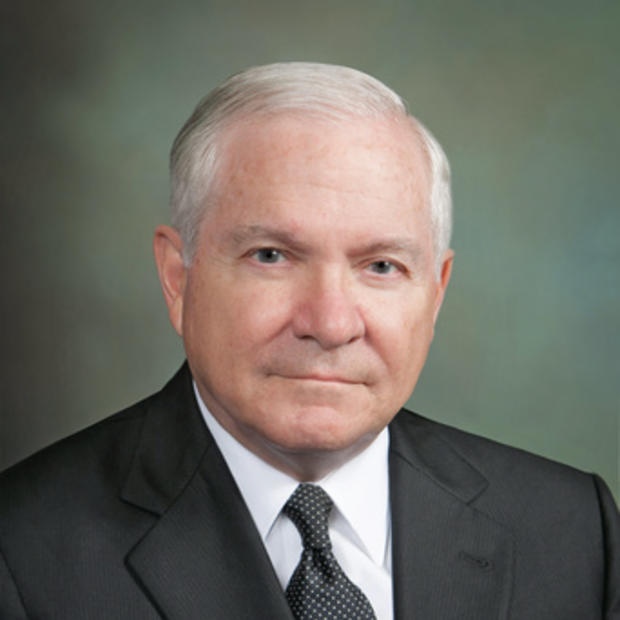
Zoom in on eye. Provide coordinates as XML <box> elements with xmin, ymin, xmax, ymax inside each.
<box><xmin>253</xmin><ymin>248</ymin><xmax>285</xmax><ymax>264</ymax></box>
<box><xmin>367</xmin><ymin>260</ymin><xmax>398</xmax><ymax>275</ymax></box>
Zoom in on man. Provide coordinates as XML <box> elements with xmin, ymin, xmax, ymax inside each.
<box><xmin>1</xmin><ymin>63</ymin><xmax>618</xmax><ymax>619</ymax></box>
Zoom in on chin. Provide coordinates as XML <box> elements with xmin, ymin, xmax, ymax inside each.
<box><xmin>266</xmin><ymin>406</ymin><xmax>377</xmax><ymax>454</ymax></box>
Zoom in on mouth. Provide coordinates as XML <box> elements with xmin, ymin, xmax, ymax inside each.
<box><xmin>279</xmin><ymin>374</ymin><xmax>360</xmax><ymax>385</ymax></box>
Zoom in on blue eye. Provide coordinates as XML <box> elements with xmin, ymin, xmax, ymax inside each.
<box><xmin>254</xmin><ymin>248</ymin><xmax>284</xmax><ymax>263</ymax></box>
<box><xmin>368</xmin><ymin>260</ymin><xmax>397</xmax><ymax>274</ymax></box>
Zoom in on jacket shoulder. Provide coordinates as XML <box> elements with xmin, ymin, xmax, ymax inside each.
<box><xmin>391</xmin><ymin>409</ymin><xmax>620</xmax><ymax>616</ymax></box>
<box><xmin>0</xmin><ymin>364</ymin><xmax>195</xmax><ymax>501</ymax></box>
<box><xmin>393</xmin><ymin>408</ymin><xmax>599</xmax><ymax>493</ymax></box>
<box><xmin>0</xmin><ymin>392</ymin><xmax>153</xmax><ymax>518</ymax></box>
<box><xmin>392</xmin><ymin>409</ymin><xmax>618</xmax><ymax>561</ymax></box>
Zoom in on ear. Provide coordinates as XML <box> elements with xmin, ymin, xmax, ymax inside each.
<box><xmin>432</xmin><ymin>249</ymin><xmax>454</xmax><ymax>325</ymax></box>
<box><xmin>153</xmin><ymin>225</ymin><xmax>187</xmax><ymax>337</ymax></box>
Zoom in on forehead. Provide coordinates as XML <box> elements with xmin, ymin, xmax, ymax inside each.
<box><xmin>213</xmin><ymin>113</ymin><xmax>430</xmax><ymax>208</ymax></box>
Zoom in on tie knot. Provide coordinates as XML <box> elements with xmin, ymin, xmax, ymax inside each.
<box><xmin>283</xmin><ymin>483</ymin><xmax>333</xmax><ymax>550</ymax></box>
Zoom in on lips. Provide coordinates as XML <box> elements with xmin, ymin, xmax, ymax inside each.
<box><xmin>282</xmin><ymin>374</ymin><xmax>359</xmax><ymax>384</ymax></box>
<box><xmin>262</xmin><ymin>354</ymin><xmax>373</xmax><ymax>385</ymax></box>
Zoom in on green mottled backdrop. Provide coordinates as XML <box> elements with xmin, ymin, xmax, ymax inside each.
<box><xmin>2</xmin><ymin>0</ymin><xmax>618</xmax><ymax>497</ymax></box>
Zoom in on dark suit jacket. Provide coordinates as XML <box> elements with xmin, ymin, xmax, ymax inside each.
<box><xmin>1</xmin><ymin>364</ymin><xmax>618</xmax><ymax>619</ymax></box>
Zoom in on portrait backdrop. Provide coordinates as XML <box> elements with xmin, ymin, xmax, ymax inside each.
<box><xmin>2</xmin><ymin>0</ymin><xmax>618</xmax><ymax>497</ymax></box>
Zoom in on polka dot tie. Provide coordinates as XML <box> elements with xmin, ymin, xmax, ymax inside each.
<box><xmin>283</xmin><ymin>483</ymin><xmax>377</xmax><ymax>620</ymax></box>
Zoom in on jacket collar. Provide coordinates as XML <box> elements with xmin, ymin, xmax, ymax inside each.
<box><xmin>120</xmin><ymin>363</ymin><xmax>210</xmax><ymax>515</ymax></box>
<box><xmin>389</xmin><ymin>411</ymin><xmax>513</xmax><ymax>620</ymax></box>
<box><xmin>121</xmin><ymin>364</ymin><xmax>294</xmax><ymax>619</ymax></box>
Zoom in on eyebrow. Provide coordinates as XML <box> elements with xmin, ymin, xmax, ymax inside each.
<box><xmin>351</xmin><ymin>239</ymin><xmax>423</xmax><ymax>263</ymax></box>
<box><xmin>226</xmin><ymin>225</ymin><xmax>312</xmax><ymax>253</ymax></box>
<box><xmin>226</xmin><ymin>224</ymin><xmax>423</xmax><ymax>263</ymax></box>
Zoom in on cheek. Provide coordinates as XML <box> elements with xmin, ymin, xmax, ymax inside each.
<box><xmin>365</xmin><ymin>292</ymin><xmax>436</xmax><ymax>376</ymax></box>
<box><xmin>232</xmin><ymin>284</ymin><xmax>293</xmax><ymax>342</ymax></box>
<box><xmin>187</xmin><ymin>277</ymin><xmax>294</xmax><ymax>363</ymax></box>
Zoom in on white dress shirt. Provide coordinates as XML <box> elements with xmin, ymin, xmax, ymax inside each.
<box><xmin>193</xmin><ymin>383</ymin><xmax>393</xmax><ymax>620</ymax></box>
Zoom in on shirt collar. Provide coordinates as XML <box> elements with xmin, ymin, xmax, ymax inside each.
<box><xmin>193</xmin><ymin>382</ymin><xmax>390</xmax><ymax>567</ymax></box>
<box><xmin>319</xmin><ymin>430</ymin><xmax>390</xmax><ymax>566</ymax></box>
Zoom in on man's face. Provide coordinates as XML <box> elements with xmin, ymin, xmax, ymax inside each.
<box><xmin>157</xmin><ymin>114</ymin><xmax>452</xmax><ymax>478</ymax></box>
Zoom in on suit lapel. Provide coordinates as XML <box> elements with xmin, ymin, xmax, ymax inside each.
<box><xmin>121</xmin><ymin>365</ymin><xmax>293</xmax><ymax>619</ymax></box>
<box><xmin>389</xmin><ymin>412</ymin><xmax>513</xmax><ymax>620</ymax></box>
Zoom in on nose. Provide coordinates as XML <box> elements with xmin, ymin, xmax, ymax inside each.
<box><xmin>291</xmin><ymin>268</ymin><xmax>365</xmax><ymax>350</ymax></box>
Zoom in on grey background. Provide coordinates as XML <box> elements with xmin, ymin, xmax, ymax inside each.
<box><xmin>2</xmin><ymin>1</ymin><xmax>618</xmax><ymax>497</ymax></box>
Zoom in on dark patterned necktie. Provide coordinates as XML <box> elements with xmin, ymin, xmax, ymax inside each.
<box><xmin>283</xmin><ymin>483</ymin><xmax>377</xmax><ymax>620</ymax></box>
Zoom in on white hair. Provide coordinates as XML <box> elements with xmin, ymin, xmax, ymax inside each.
<box><xmin>170</xmin><ymin>62</ymin><xmax>452</xmax><ymax>276</ymax></box>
